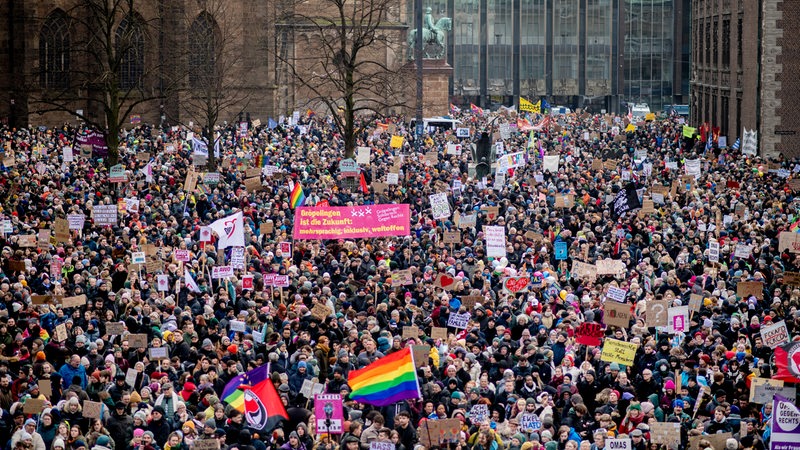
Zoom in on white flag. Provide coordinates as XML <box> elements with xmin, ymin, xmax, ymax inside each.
<box><xmin>184</xmin><ymin>268</ymin><xmax>201</xmax><ymax>293</ymax></box>
<box><xmin>192</xmin><ymin>137</ymin><xmax>208</xmax><ymax>156</ymax></box>
<box><xmin>208</xmin><ymin>211</ymin><xmax>245</xmax><ymax>249</ymax></box>
<box><xmin>140</xmin><ymin>160</ymin><xmax>153</xmax><ymax>182</ymax></box>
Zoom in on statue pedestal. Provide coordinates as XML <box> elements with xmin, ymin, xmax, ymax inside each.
<box><xmin>402</xmin><ymin>59</ymin><xmax>453</xmax><ymax>117</ymax></box>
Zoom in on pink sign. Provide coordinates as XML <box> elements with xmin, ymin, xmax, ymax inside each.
<box><xmin>293</xmin><ymin>204</ymin><xmax>411</xmax><ymax>240</ymax></box>
<box><xmin>314</xmin><ymin>394</ymin><xmax>344</xmax><ymax>434</ymax></box>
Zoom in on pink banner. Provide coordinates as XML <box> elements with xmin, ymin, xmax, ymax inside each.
<box><xmin>293</xmin><ymin>204</ymin><xmax>410</xmax><ymax>240</ymax></box>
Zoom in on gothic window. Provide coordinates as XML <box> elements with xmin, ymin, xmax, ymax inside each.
<box><xmin>116</xmin><ymin>15</ymin><xmax>145</xmax><ymax>90</ymax></box>
<box><xmin>189</xmin><ymin>12</ymin><xmax>220</xmax><ymax>89</ymax></box>
<box><xmin>39</xmin><ymin>10</ymin><xmax>70</xmax><ymax>89</ymax></box>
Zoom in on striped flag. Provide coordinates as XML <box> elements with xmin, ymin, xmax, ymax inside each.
<box><xmin>732</xmin><ymin>138</ymin><xmax>740</xmax><ymax>150</ymax></box>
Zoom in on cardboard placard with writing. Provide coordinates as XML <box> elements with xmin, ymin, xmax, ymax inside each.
<box><xmin>245</xmin><ymin>168</ymin><xmax>261</xmax><ymax>179</ymax></box>
<box><xmin>54</xmin><ymin>324</ymin><xmax>67</xmax><ymax>342</ymax></box>
<box><xmin>554</xmin><ymin>194</ymin><xmax>574</xmax><ymax>208</ymax></box>
<box><xmin>371</xmin><ymin>182</ymin><xmax>389</xmax><ymax>193</ymax></box>
<box><xmin>61</xmin><ymin>294</ymin><xmax>87</xmax><ymax>308</ymax></box>
<box><xmin>18</xmin><ymin>235</ymin><xmax>36</xmax><ymax>247</ymax></box>
<box><xmin>592</xmin><ymin>159</ymin><xmax>603</xmax><ymax>171</ymax></box>
<box><xmin>688</xmin><ymin>293</ymin><xmax>704</xmax><ymax>312</ymax></box>
<box><xmin>31</xmin><ymin>295</ymin><xmax>52</xmax><ymax>305</ymax></box>
<box><xmin>391</xmin><ymin>269</ymin><xmax>414</xmax><ymax>286</ymax></box>
<box><xmin>127</xmin><ymin>334</ymin><xmax>148</xmax><ymax>349</ymax></box>
<box><xmin>460</xmin><ymin>295</ymin><xmax>482</xmax><ymax>309</ymax></box>
<box><xmin>782</xmin><ymin>271</ymin><xmax>800</xmax><ymax>286</ymax></box>
<box><xmin>402</xmin><ymin>326</ymin><xmax>419</xmax><ymax>340</ymax></box>
<box><xmin>595</xmin><ymin>258</ymin><xmax>626</xmax><ymax>276</ymax></box>
<box><xmin>311</xmin><ymin>304</ymin><xmax>333</xmax><ymax>321</ymax></box>
<box><xmin>571</xmin><ymin>260</ymin><xmax>598</xmax><ymax>281</ymax></box>
<box><xmin>412</xmin><ymin>345</ymin><xmax>430</xmax><ymax>367</ymax></box>
<box><xmin>443</xmin><ymin>230</ymin><xmax>461</xmax><ymax>244</ymax></box>
<box><xmin>649</xmin><ymin>423</ymin><xmax>681</xmax><ymax>447</ymax></box>
<box><xmin>646</xmin><ymin>299</ymin><xmax>670</xmax><ymax>328</ymax></box>
<box><xmin>82</xmin><ymin>400</ymin><xmax>103</xmax><ymax>418</ymax></box>
<box><xmin>184</xmin><ymin>171</ymin><xmax>199</xmax><ymax>192</ymax></box>
<box><xmin>779</xmin><ymin>231</ymin><xmax>800</xmax><ymax>253</ymax></box>
<box><xmin>260</xmin><ymin>221</ymin><xmax>274</xmax><ymax>235</ymax></box>
<box><xmin>789</xmin><ymin>179</ymin><xmax>800</xmax><ymax>192</ymax></box>
<box><xmin>105</xmin><ymin>322</ymin><xmax>125</xmax><ymax>335</ymax></box>
<box><xmin>603</xmin><ymin>300</ymin><xmax>632</xmax><ymax>328</ymax></box>
<box><xmin>54</xmin><ymin>219</ymin><xmax>71</xmax><ymax>243</ymax></box>
<box><xmin>193</xmin><ymin>440</ymin><xmax>221</xmax><ymax>450</ymax></box>
<box><xmin>244</xmin><ymin>177</ymin><xmax>263</xmax><ymax>192</ymax></box>
<box><xmin>737</xmin><ymin>281</ymin><xmax>764</xmax><ymax>299</ymax></box>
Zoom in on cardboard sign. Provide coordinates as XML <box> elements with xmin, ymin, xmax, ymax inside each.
<box><xmin>737</xmin><ymin>281</ymin><xmax>764</xmax><ymax>299</ymax></box>
<box><xmin>192</xmin><ymin>440</ymin><xmax>221</xmax><ymax>450</ymax></box>
<box><xmin>688</xmin><ymin>293</ymin><xmax>704</xmax><ymax>312</ymax></box>
<box><xmin>244</xmin><ymin>177</ymin><xmax>264</xmax><ymax>192</ymax></box>
<box><xmin>604</xmin><ymin>301</ymin><xmax>632</xmax><ymax>328</ymax></box>
<box><xmin>149</xmin><ymin>347</ymin><xmax>169</xmax><ymax>360</ymax></box>
<box><xmin>82</xmin><ymin>400</ymin><xmax>103</xmax><ymax>418</ymax></box>
<box><xmin>595</xmin><ymin>258</ymin><xmax>626</xmax><ymax>276</ymax></box>
<box><xmin>391</xmin><ymin>269</ymin><xmax>414</xmax><ymax>286</ymax></box>
<box><xmin>106</xmin><ymin>322</ymin><xmax>125</xmax><ymax>335</ymax></box>
<box><xmin>311</xmin><ymin>304</ymin><xmax>332</xmax><ymax>321</ymax></box>
<box><xmin>572</xmin><ymin>260</ymin><xmax>598</xmax><ymax>281</ymax></box>
<box><xmin>431</xmin><ymin>327</ymin><xmax>448</xmax><ymax>340</ymax></box>
<box><xmin>127</xmin><ymin>334</ymin><xmax>148</xmax><ymax>349</ymax></box>
<box><xmin>61</xmin><ymin>295</ymin><xmax>87</xmax><ymax>308</ymax></box>
<box><xmin>600</xmin><ymin>338</ymin><xmax>637</xmax><ymax>365</ymax></box>
<box><xmin>760</xmin><ymin>320</ymin><xmax>790</xmax><ymax>348</ymax></box>
<box><xmin>30</xmin><ymin>295</ymin><xmax>52</xmax><ymax>305</ymax></box>
<box><xmin>434</xmin><ymin>273</ymin><xmax>458</xmax><ymax>291</ymax></box>
<box><xmin>38</xmin><ymin>380</ymin><xmax>52</xmax><ymax>399</ymax></box>
<box><xmin>18</xmin><ymin>235</ymin><xmax>36</xmax><ymax>247</ymax></box>
<box><xmin>460</xmin><ymin>295</ymin><xmax>482</xmax><ymax>309</ymax></box>
<box><xmin>646</xmin><ymin>299</ymin><xmax>670</xmax><ymax>327</ymax></box>
<box><xmin>229</xmin><ymin>320</ymin><xmax>247</xmax><ymax>332</ymax></box>
<box><xmin>469</xmin><ymin>404</ymin><xmax>489</xmax><ymax>424</ymax></box>
<box><xmin>402</xmin><ymin>326</ymin><xmax>419</xmax><ymax>340</ymax></box>
<box><xmin>54</xmin><ymin>324</ymin><xmax>67</xmax><ymax>342</ymax></box>
<box><xmin>782</xmin><ymin>271</ymin><xmax>800</xmax><ymax>286</ymax></box>
<box><xmin>23</xmin><ymin>399</ymin><xmax>45</xmax><ymax>414</ymax></box>
<box><xmin>54</xmin><ymin>219</ymin><xmax>71</xmax><ymax>243</ymax></box>
<box><xmin>778</xmin><ymin>231</ymin><xmax>800</xmax><ymax>252</ymax></box>
<box><xmin>443</xmin><ymin>230</ymin><xmax>461</xmax><ymax>244</ymax></box>
<box><xmin>554</xmin><ymin>194</ymin><xmax>574</xmax><ymax>208</ymax></box>
<box><xmin>649</xmin><ymin>423</ymin><xmax>681</xmax><ymax>447</ymax></box>
<box><xmin>459</xmin><ymin>213</ymin><xmax>477</xmax><ymax>229</ymax></box>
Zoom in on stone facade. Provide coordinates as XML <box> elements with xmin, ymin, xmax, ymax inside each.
<box><xmin>0</xmin><ymin>0</ymin><xmax>277</xmax><ymax>129</ymax></box>
<box><xmin>770</xmin><ymin>0</ymin><xmax>800</xmax><ymax>158</ymax></box>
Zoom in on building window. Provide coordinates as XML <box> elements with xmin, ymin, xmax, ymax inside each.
<box><xmin>116</xmin><ymin>15</ymin><xmax>145</xmax><ymax>90</ymax></box>
<box><xmin>698</xmin><ymin>22</ymin><xmax>704</xmax><ymax>65</ymax></box>
<box><xmin>721</xmin><ymin>95</ymin><xmax>729</xmax><ymax>135</ymax></box>
<box><xmin>713</xmin><ymin>19</ymin><xmax>718</xmax><ymax>65</ymax></box>
<box><xmin>39</xmin><ymin>10</ymin><xmax>70</xmax><ymax>90</ymax></box>
<box><xmin>737</xmin><ymin>16</ymin><xmax>742</xmax><ymax>68</ymax></box>
<box><xmin>188</xmin><ymin>12</ymin><xmax>220</xmax><ymax>89</ymax></box>
<box><xmin>722</xmin><ymin>18</ymin><xmax>730</xmax><ymax>67</ymax></box>
<box><xmin>705</xmin><ymin>20</ymin><xmax>711</xmax><ymax>64</ymax></box>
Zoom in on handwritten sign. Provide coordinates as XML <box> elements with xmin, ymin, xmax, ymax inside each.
<box><xmin>82</xmin><ymin>401</ymin><xmax>103</xmax><ymax>419</ymax></box>
<box><xmin>391</xmin><ymin>270</ymin><xmax>413</xmax><ymax>286</ymax></box>
<box><xmin>604</xmin><ymin>301</ymin><xmax>632</xmax><ymax>328</ymax></box>
<box><xmin>431</xmin><ymin>327</ymin><xmax>448</xmax><ymax>340</ymax></box>
<box><xmin>649</xmin><ymin>422</ymin><xmax>681</xmax><ymax>447</ymax></box>
<box><xmin>596</xmin><ymin>258</ymin><xmax>626</xmax><ymax>276</ymax></box>
<box><xmin>447</xmin><ymin>312</ymin><xmax>471</xmax><ymax>329</ymax></box>
<box><xmin>61</xmin><ymin>295</ymin><xmax>87</xmax><ymax>308</ymax></box>
<box><xmin>646</xmin><ymin>299</ymin><xmax>670</xmax><ymax>328</ymax></box>
<box><xmin>761</xmin><ymin>320</ymin><xmax>790</xmax><ymax>348</ymax></box>
<box><xmin>402</xmin><ymin>326</ymin><xmax>419</xmax><ymax>340</ymax></box>
<box><xmin>600</xmin><ymin>338</ymin><xmax>637</xmax><ymax>366</ymax></box>
<box><xmin>149</xmin><ymin>347</ymin><xmax>169</xmax><ymax>360</ymax></box>
<box><xmin>127</xmin><ymin>334</ymin><xmax>148</xmax><ymax>349</ymax></box>
<box><xmin>737</xmin><ymin>281</ymin><xmax>763</xmax><ymax>299</ymax></box>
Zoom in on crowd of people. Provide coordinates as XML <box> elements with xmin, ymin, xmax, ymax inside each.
<box><xmin>0</xmin><ymin>106</ymin><xmax>796</xmax><ymax>450</ymax></box>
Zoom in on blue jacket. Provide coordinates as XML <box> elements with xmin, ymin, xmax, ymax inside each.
<box><xmin>58</xmin><ymin>363</ymin><xmax>87</xmax><ymax>389</ymax></box>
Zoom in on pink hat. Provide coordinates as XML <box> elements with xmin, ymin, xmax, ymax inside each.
<box><xmin>133</xmin><ymin>429</ymin><xmax>144</xmax><ymax>438</ymax></box>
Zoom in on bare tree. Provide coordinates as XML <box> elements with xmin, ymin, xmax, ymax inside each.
<box><xmin>179</xmin><ymin>1</ymin><xmax>251</xmax><ymax>171</ymax></box>
<box><xmin>30</xmin><ymin>0</ymin><xmax>170</xmax><ymax>166</ymax></box>
<box><xmin>276</xmin><ymin>0</ymin><xmax>408</xmax><ymax>158</ymax></box>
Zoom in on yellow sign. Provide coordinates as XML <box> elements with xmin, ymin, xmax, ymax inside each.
<box><xmin>645</xmin><ymin>113</ymin><xmax>656</xmax><ymax>121</ymax></box>
<box><xmin>390</xmin><ymin>135</ymin><xmax>404</xmax><ymax>148</ymax></box>
<box><xmin>600</xmin><ymin>338</ymin><xmax>638</xmax><ymax>366</ymax></box>
<box><xmin>625</xmin><ymin>123</ymin><xmax>636</xmax><ymax>133</ymax></box>
<box><xmin>683</xmin><ymin>126</ymin><xmax>696</xmax><ymax>138</ymax></box>
<box><xmin>519</xmin><ymin>97</ymin><xmax>540</xmax><ymax>113</ymax></box>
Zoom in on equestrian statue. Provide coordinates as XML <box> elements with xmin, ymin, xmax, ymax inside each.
<box><xmin>408</xmin><ymin>7</ymin><xmax>452</xmax><ymax>60</ymax></box>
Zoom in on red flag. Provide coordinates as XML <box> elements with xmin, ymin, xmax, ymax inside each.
<box><xmin>774</xmin><ymin>341</ymin><xmax>800</xmax><ymax>383</ymax></box>
<box><xmin>359</xmin><ymin>172</ymin><xmax>369</xmax><ymax>194</ymax></box>
<box><xmin>240</xmin><ymin>376</ymin><xmax>289</xmax><ymax>432</ymax></box>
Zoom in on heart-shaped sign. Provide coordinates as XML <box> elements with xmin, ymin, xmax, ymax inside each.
<box><xmin>436</xmin><ymin>274</ymin><xmax>456</xmax><ymax>290</ymax></box>
<box><xmin>504</xmin><ymin>277</ymin><xmax>530</xmax><ymax>293</ymax></box>
<box><xmin>792</xmin><ymin>350</ymin><xmax>800</xmax><ymax>371</ymax></box>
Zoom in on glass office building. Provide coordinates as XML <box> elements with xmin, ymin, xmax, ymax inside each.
<box><xmin>412</xmin><ymin>0</ymin><xmax>689</xmax><ymax>112</ymax></box>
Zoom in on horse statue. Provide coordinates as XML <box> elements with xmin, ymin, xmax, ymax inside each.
<box><xmin>408</xmin><ymin>8</ymin><xmax>452</xmax><ymax>60</ymax></box>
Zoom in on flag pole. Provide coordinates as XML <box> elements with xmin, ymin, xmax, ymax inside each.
<box><xmin>407</xmin><ymin>346</ymin><xmax>423</xmax><ymax>401</ymax></box>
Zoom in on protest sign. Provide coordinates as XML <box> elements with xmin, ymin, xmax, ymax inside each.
<box><xmin>459</xmin><ymin>213</ymin><xmax>476</xmax><ymax>229</ymax></box>
<box><xmin>314</xmin><ymin>394</ymin><xmax>344</xmax><ymax>434</ymax></box>
<box><xmin>92</xmin><ymin>205</ymin><xmax>118</xmax><ymax>226</ymax></box>
<box><xmin>752</xmin><ymin>380</ymin><xmax>795</xmax><ymax>404</ymax></box>
<box><xmin>688</xmin><ymin>293</ymin><xmax>704</xmax><ymax>312</ymax></box>
<box><xmin>595</xmin><ymin>258</ymin><xmax>626</xmax><ymax>276</ymax></box>
<box><xmin>572</xmin><ymin>261</ymin><xmax>598</xmax><ymax>281</ymax></box>
<box><xmin>149</xmin><ymin>347</ymin><xmax>169</xmax><ymax>360</ymax></box>
<box><xmin>54</xmin><ymin>324</ymin><xmax>67</xmax><ymax>342</ymax></box>
<box><xmin>311</xmin><ymin>304</ymin><xmax>332</xmax><ymax>321</ymax></box>
<box><xmin>429</xmin><ymin>193</ymin><xmax>450</xmax><ymax>219</ymax></box>
<box><xmin>737</xmin><ymin>281</ymin><xmax>764</xmax><ymax>299</ymax></box>
<box><xmin>576</xmin><ymin>322</ymin><xmax>605</xmax><ymax>346</ymax></box>
<box><xmin>484</xmin><ymin>225</ymin><xmax>506</xmax><ymax>257</ymax></box>
<box><xmin>431</xmin><ymin>327</ymin><xmax>448</xmax><ymax>340</ymax></box>
<box><xmin>411</xmin><ymin>345</ymin><xmax>430</xmax><ymax>366</ymax></box>
<box><xmin>39</xmin><ymin>380</ymin><xmax>52</xmax><ymax>399</ymax></box>
<box><xmin>770</xmin><ymin>395</ymin><xmax>800</xmax><ymax>450</ymax></box>
<box><xmin>606</xmin><ymin>286</ymin><xmax>627</xmax><ymax>302</ymax></box>
<box><xmin>443</xmin><ymin>230</ymin><xmax>461</xmax><ymax>244</ymax></box>
<box><xmin>782</xmin><ymin>271</ymin><xmax>800</xmax><ymax>286</ymax></box>
<box><xmin>447</xmin><ymin>312</ymin><xmax>471</xmax><ymax>329</ymax></box>
<box><xmin>649</xmin><ymin>423</ymin><xmax>681</xmax><ymax>447</ymax></box>
<box><xmin>127</xmin><ymin>334</ymin><xmax>148</xmax><ymax>349</ymax></box>
<box><xmin>667</xmin><ymin>306</ymin><xmax>689</xmax><ymax>333</ymax></box>
<box><xmin>600</xmin><ymin>339</ymin><xmax>637</xmax><ymax>366</ymax></box>
<box><xmin>23</xmin><ymin>399</ymin><xmax>45</xmax><ymax>414</ymax></box>
<box><xmin>68</xmin><ymin>214</ymin><xmax>86</xmax><ymax>230</ymax></box>
<box><xmin>518</xmin><ymin>413</ymin><xmax>542</xmax><ymax>432</ymax></box>
<box><xmin>293</xmin><ymin>205</ymin><xmax>410</xmax><ymax>240</ymax></box>
<box><xmin>61</xmin><ymin>295</ymin><xmax>87</xmax><ymax>308</ymax></box>
<box><xmin>761</xmin><ymin>320</ymin><xmax>790</xmax><ymax>348</ymax></box>
<box><xmin>502</xmin><ymin>277</ymin><xmax>530</xmax><ymax>294</ymax></box>
<box><xmin>193</xmin><ymin>441</ymin><xmax>221</xmax><ymax>450</ymax></box>
<box><xmin>402</xmin><ymin>326</ymin><xmax>419</xmax><ymax>340</ymax></box>
<box><xmin>212</xmin><ymin>266</ymin><xmax>234</xmax><ymax>279</ymax></box>
<box><xmin>229</xmin><ymin>320</ymin><xmax>247</xmax><ymax>332</ymax></box>
<box><xmin>54</xmin><ymin>219</ymin><xmax>70</xmax><ymax>243</ymax></box>
<box><xmin>749</xmin><ymin>377</ymin><xmax>785</xmax><ymax>403</ymax></box>
<box><xmin>603</xmin><ymin>301</ymin><xmax>632</xmax><ymax>328</ymax></box>
<box><xmin>646</xmin><ymin>299</ymin><xmax>670</xmax><ymax>327</ymax></box>
<box><xmin>82</xmin><ymin>401</ymin><xmax>103</xmax><ymax>418</ymax></box>
<box><xmin>391</xmin><ymin>269</ymin><xmax>413</xmax><ymax>286</ymax></box>
<box><xmin>460</xmin><ymin>295</ymin><xmax>481</xmax><ymax>309</ymax></box>
<box><xmin>604</xmin><ymin>439</ymin><xmax>631</xmax><ymax>450</ymax></box>
<box><xmin>469</xmin><ymin>404</ymin><xmax>489</xmax><ymax>423</ymax></box>
<box><xmin>106</xmin><ymin>322</ymin><xmax>125</xmax><ymax>335</ymax></box>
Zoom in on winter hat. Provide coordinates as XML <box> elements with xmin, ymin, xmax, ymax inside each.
<box><xmin>664</xmin><ymin>380</ymin><xmax>675</xmax><ymax>390</ymax></box>
<box><xmin>53</xmin><ymin>438</ymin><xmax>65</xmax><ymax>449</ymax></box>
<box><xmin>96</xmin><ymin>436</ymin><xmax>111</xmax><ymax>447</ymax></box>
<box><xmin>133</xmin><ymin>429</ymin><xmax>145</xmax><ymax>438</ymax></box>
<box><xmin>20</xmin><ymin>432</ymin><xmax>32</xmax><ymax>441</ymax></box>
<box><xmin>183</xmin><ymin>421</ymin><xmax>195</xmax><ymax>430</ymax></box>
<box><xmin>725</xmin><ymin>438</ymin><xmax>738</xmax><ymax>450</ymax></box>
<box><xmin>130</xmin><ymin>391</ymin><xmax>142</xmax><ymax>403</ymax></box>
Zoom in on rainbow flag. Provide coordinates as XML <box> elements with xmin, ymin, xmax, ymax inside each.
<box><xmin>470</xmin><ymin>103</ymin><xmax>484</xmax><ymax>115</ymax></box>
<box><xmin>790</xmin><ymin>216</ymin><xmax>800</xmax><ymax>232</ymax></box>
<box><xmin>222</xmin><ymin>363</ymin><xmax>270</xmax><ymax>412</ymax></box>
<box><xmin>348</xmin><ymin>347</ymin><xmax>420</xmax><ymax>406</ymax></box>
<box><xmin>290</xmin><ymin>181</ymin><xmax>306</xmax><ymax>208</ymax></box>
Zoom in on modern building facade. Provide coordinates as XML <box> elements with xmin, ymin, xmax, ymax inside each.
<box><xmin>426</xmin><ymin>0</ymin><xmax>690</xmax><ymax>112</ymax></box>
<box><xmin>691</xmin><ymin>0</ymin><xmax>800</xmax><ymax>158</ymax></box>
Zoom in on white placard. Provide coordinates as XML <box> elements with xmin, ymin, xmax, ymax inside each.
<box><xmin>606</xmin><ymin>286</ymin><xmax>627</xmax><ymax>303</ymax></box>
<box><xmin>229</xmin><ymin>320</ymin><xmax>246</xmax><ymax>332</ymax></box>
<box><xmin>447</xmin><ymin>312</ymin><xmax>471</xmax><ymax>329</ymax></box>
<box><xmin>456</xmin><ymin>128</ymin><xmax>470</xmax><ymax>138</ymax></box>
<box><xmin>429</xmin><ymin>193</ymin><xmax>451</xmax><ymax>219</ymax></box>
<box><xmin>484</xmin><ymin>225</ymin><xmax>507</xmax><ymax>258</ymax></box>
<box><xmin>604</xmin><ymin>438</ymin><xmax>631</xmax><ymax>450</ymax></box>
<box><xmin>708</xmin><ymin>240</ymin><xmax>720</xmax><ymax>262</ymax></box>
<box><xmin>199</xmin><ymin>226</ymin><xmax>212</xmax><ymax>242</ymax></box>
<box><xmin>734</xmin><ymin>243</ymin><xmax>753</xmax><ymax>259</ymax></box>
<box><xmin>231</xmin><ymin>247</ymin><xmax>245</xmax><ymax>270</ymax></box>
<box><xmin>446</xmin><ymin>143</ymin><xmax>462</xmax><ymax>156</ymax></box>
<box><xmin>668</xmin><ymin>306</ymin><xmax>689</xmax><ymax>334</ymax></box>
<box><xmin>156</xmin><ymin>275</ymin><xmax>170</xmax><ymax>292</ymax></box>
<box><xmin>386</xmin><ymin>173</ymin><xmax>399</xmax><ymax>185</ymax></box>
<box><xmin>131</xmin><ymin>252</ymin><xmax>146</xmax><ymax>265</ymax></box>
<box><xmin>67</xmin><ymin>214</ymin><xmax>86</xmax><ymax>230</ymax></box>
<box><xmin>212</xmin><ymin>266</ymin><xmax>234</xmax><ymax>279</ymax></box>
<box><xmin>543</xmin><ymin>155</ymin><xmax>559</xmax><ymax>172</ymax></box>
<box><xmin>62</xmin><ymin>146</ymin><xmax>74</xmax><ymax>162</ymax></box>
<box><xmin>356</xmin><ymin>147</ymin><xmax>371</xmax><ymax>165</ymax></box>
<box><xmin>760</xmin><ymin>320</ymin><xmax>790</xmax><ymax>348</ymax></box>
